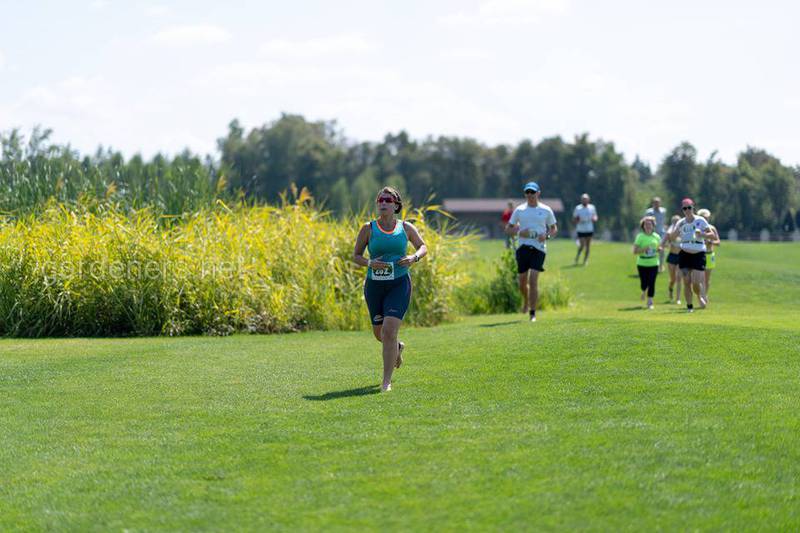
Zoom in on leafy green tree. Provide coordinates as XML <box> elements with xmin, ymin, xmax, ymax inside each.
<box><xmin>660</xmin><ymin>142</ymin><xmax>699</xmax><ymax>207</ymax></box>
<box><xmin>631</xmin><ymin>156</ymin><xmax>653</xmax><ymax>182</ymax></box>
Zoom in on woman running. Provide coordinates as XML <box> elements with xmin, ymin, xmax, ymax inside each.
<box><xmin>696</xmin><ymin>208</ymin><xmax>721</xmax><ymax>298</ymax></box>
<box><xmin>633</xmin><ymin>216</ymin><xmax>662</xmax><ymax>309</ymax></box>
<box><xmin>662</xmin><ymin>214</ymin><xmax>683</xmax><ymax>304</ymax></box>
<box><xmin>352</xmin><ymin>187</ymin><xmax>427</xmax><ymax>392</ymax></box>
<box><xmin>668</xmin><ymin>198</ymin><xmax>715</xmax><ymax>312</ymax></box>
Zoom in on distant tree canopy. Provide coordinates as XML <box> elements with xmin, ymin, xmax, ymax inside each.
<box><xmin>2</xmin><ymin>114</ymin><xmax>799</xmax><ymax>234</ymax></box>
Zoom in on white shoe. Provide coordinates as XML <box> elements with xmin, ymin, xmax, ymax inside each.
<box><xmin>687</xmin><ymin>307</ymin><xmax>694</xmax><ymax>313</ymax></box>
<box><xmin>381</xmin><ymin>383</ymin><xmax>392</xmax><ymax>392</ymax></box>
<box><xmin>530</xmin><ymin>314</ymin><xmax>537</xmax><ymax>322</ymax></box>
<box><xmin>676</xmin><ymin>299</ymin><xmax>681</xmax><ymax>305</ymax></box>
<box><xmin>699</xmin><ymin>297</ymin><xmax>707</xmax><ymax>309</ymax></box>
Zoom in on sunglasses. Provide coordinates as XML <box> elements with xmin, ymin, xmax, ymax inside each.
<box><xmin>377</xmin><ymin>197</ymin><xmax>395</xmax><ymax>204</ymax></box>
<box><xmin>524</xmin><ymin>190</ymin><xmax>537</xmax><ymax>195</ymax></box>
<box><xmin>682</xmin><ymin>206</ymin><xmax>693</xmax><ymax>211</ymax></box>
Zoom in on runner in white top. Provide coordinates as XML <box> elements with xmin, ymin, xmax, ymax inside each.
<box><xmin>572</xmin><ymin>193</ymin><xmax>597</xmax><ymax>266</ymax></box>
<box><xmin>668</xmin><ymin>198</ymin><xmax>715</xmax><ymax>312</ymax></box>
<box><xmin>506</xmin><ymin>181</ymin><xmax>558</xmax><ymax>322</ymax></box>
<box><xmin>644</xmin><ymin>196</ymin><xmax>667</xmax><ymax>271</ymax></box>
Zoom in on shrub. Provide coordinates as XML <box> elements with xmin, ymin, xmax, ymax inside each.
<box><xmin>456</xmin><ymin>247</ymin><xmax>572</xmax><ymax>314</ymax></box>
<box><xmin>0</xmin><ymin>197</ymin><xmax>472</xmax><ymax>337</ymax></box>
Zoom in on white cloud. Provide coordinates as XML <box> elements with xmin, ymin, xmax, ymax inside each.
<box><xmin>17</xmin><ymin>76</ymin><xmax>117</xmax><ymax>121</ymax></box>
<box><xmin>152</xmin><ymin>25</ymin><xmax>231</xmax><ymax>46</ymax></box>
<box><xmin>90</xmin><ymin>0</ymin><xmax>110</xmax><ymax>9</ymax></box>
<box><xmin>440</xmin><ymin>0</ymin><xmax>571</xmax><ymax>27</ymax></box>
<box><xmin>0</xmin><ymin>50</ymin><xmax>5</xmax><ymax>70</ymax></box>
<box><xmin>259</xmin><ymin>34</ymin><xmax>375</xmax><ymax>58</ymax></box>
<box><xmin>438</xmin><ymin>47</ymin><xmax>492</xmax><ymax>61</ymax></box>
<box><xmin>144</xmin><ymin>4</ymin><xmax>171</xmax><ymax>17</ymax></box>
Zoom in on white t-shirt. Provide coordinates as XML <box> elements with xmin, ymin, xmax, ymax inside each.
<box><xmin>676</xmin><ymin>216</ymin><xmax>709</xmax><ymax>253</ymax></box>
<box><xmin>509</xmin><ymin>202</ymin><xmax>557</xmax><ymax>252</ymax></box>
<box><xmin>573</xmin><ymin>204</ymin><xmax>597</xmax><ymax>233</ymax></box>
<box><xmin>644</xmin><ymin>206</ymin><xmax>667</xmax><ymax>234</ymax></box>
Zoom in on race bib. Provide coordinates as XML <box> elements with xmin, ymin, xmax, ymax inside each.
<box><xmin>371</xmin><ymin>263</ymin><xmax>395</xmax><ymax>281</ymax></box>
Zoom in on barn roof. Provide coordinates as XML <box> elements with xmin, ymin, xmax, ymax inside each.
<box><xmin>443</xmin><ymin>198</ymin><xmax>564</xmax><ymax>213</ymax></box>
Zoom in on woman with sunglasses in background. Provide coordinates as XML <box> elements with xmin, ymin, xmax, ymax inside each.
<box><xmin>352</xmin><ymin>187</ymin><xmax>427</xmax><ymax>392</ymax></box>
<box><xmin>668</xmin><ymin>198</ymin><xmax>715</xmax><ymax>312</ymax></box>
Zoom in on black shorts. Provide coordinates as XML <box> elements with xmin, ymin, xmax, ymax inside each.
<box><xmin>363</xmin><ymin>274</ymin><xmax>412</xmax><ymax>325</ymax></box>
<box><xmin>678</xmin><ymin>250</ymin><xmax>706</xmax><ymax>271</ymax></box>
<box><xmin>666</xmin><ymin>252</ymin><xmax>680</xmax><ymax>265</ymax></box>
<box><xmin>516</xmin><ymin>245</ymin><xmax>546</xmax><ymax>273</ymax></box>
<box><xmin>577</xmin><ymin>231</ymin><xmax>594</xmax><ymax>238</ymax></box>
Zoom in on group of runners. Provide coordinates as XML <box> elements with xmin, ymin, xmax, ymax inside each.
<box><xmin>569</xmin><ymin>193</ymin><xmax>720</xmax><ymax>311</ymax></box>
<box><xmin>352</xmin><ymin>184</ymin><xmax>721</xmax><ymax>392</ymax></box>
<box><xmin>636</xmin><ymin>196</ymin><xmax>720</xmax><ymax>312</ymax></box>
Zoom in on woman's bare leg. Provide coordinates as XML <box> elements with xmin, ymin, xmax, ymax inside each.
<box><xmin>380</xmin><ymin>317</ymin><xmax>401</xmax><ymax>391</ymax></box>
<box><xmin>373</xmin><ymin>324</ymin><xmax>402</xmax><ymax>368</ymax></box>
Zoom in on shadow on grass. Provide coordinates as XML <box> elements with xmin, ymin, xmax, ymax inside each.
<box><xmin>618</xmin><ymin>306</ymin><xmax>644</xmax><ymax>311</ymax></box>
<box><xmin>478</xmin><ymin>320</ymin><xmax>520</xmax><ymax>328</ymax></box>
<box><xmin>304</xmin><ymin>384</ymin><xmax>381</xmax><ymax>401</ymax></box>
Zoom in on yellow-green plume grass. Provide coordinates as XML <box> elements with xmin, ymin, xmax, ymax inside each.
<box><xmin>0</xmin><ymin>197</ymin><xmax>471</xmax><ymax>337</ymax></box>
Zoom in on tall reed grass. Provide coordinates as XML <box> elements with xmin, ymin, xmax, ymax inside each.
<box><xmin>0</xmin><ymin>193</ymin><xmax>472</xmax><ymax>337</ymax></box>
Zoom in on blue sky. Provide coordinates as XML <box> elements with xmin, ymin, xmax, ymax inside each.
<box><xmin>1</xmin><ymin>0</ymin><xmax>798</xmax><ymax>167</ymax></box>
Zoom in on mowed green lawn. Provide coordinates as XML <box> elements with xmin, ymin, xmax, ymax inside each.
<box><xmin>2</xmin><ymin>240</ymin><xmax>799</xmax><ymax>530</ymax></box>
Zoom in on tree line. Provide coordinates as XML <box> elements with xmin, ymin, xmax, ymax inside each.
<box><xmin>3</xmin><ymin>115</ymin><xmax>799</xmax><ymax>233</ymax></box>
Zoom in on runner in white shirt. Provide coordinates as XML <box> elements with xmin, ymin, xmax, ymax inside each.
<box><xmin>668</xmin><ymin>198</ymin><xmax>716</xmax><ymax>312</ymax></box>
<box><xmin>644</xmin><ymin>196</ymin><xmax>667</xmax><ymax>271</ymax></box>
<box><xmin>505</xmin><ymin>181</ymin><xmax>558</xmax><ymax>322</ymax></box>
<box><xmin>572</xmin><ymin>193</ymin><xmax>597</xmax><ymax>266</ymax></box>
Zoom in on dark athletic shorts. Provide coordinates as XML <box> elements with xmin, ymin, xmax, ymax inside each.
<box><xmin>516</xmin><ymin>245</ymin><xmax>546</xmax><ymax>273</ymax></box>
<box><xmin>577</xmin><ymin>231</ymin><xmax>594</xmax><ymax>238</ymax></box>
<box><xmin>678</xmin><ymin>250</ymin><xmax>706</xmax><ymax>271</ymax></box>
<box><xmin>666</xmin><ymin>252</ymin><xmax>680</xmax><ymax>265</ymax></box>
<box><xmin>363</xmin><ymin>274</ymin><xmax>412</xmax><ymax>325</ymax></box>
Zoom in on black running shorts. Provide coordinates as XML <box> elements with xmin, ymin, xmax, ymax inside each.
<box><xmin>678</xmin><ymin>250</ymin><xmax>706</xmax><ymax>271</ymax></box>
<box><xmin>515</xmin><ymin>245</ymin><xmax>546</xmax><ymax>273</ymax></box>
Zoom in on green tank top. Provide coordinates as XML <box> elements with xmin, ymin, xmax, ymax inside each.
<box><xmin>367</xmin><ymin>219</ymin><xmax>409</xmax><ymax>281</ymax></box>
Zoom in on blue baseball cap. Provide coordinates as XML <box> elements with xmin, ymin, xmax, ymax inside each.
<box><xmin>523</xmin><ymin>181</ymin><xmax>540</xmax><ymax>193</ymax></box>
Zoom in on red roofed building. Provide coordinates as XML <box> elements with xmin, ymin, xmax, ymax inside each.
<box><xmin>443</xmin><ymin>198</ymin><xmax>565</xmax><ymax>238</ymax></box>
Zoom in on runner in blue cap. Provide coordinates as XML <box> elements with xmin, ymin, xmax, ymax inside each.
<box><xmin>505</xmin><ymin>181</ymin><xmax>558</xmax><ymax>322</ymax></box>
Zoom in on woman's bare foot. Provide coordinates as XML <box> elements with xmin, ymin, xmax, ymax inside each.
<box><xmin>395</xmin><ymin>341</ymin><xmax>404</xmax><ymax>368</ymax></box>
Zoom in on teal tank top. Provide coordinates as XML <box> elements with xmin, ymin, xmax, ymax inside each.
<box><xmin>367</xmin><ymin>220</ymin><xmax>409</xmax><ymax>281</ymax></box>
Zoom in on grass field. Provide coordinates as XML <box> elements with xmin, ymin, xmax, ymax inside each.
<box><xmin>2</xmin><ymin>239</ymin><xmax>799</xmax><ymax>530</ymax></box>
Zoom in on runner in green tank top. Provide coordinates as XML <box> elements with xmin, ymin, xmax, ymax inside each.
<box><xmin>633</xmin><ymin>216</ymin><xmax>663</xmax><ymax>309</ymax></box>
<box><xmin>352</xmin><ymin>187</ymin><xmax>427</xmax><ymax>393</ymax></box>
